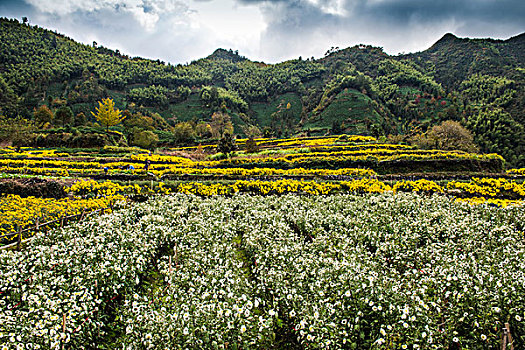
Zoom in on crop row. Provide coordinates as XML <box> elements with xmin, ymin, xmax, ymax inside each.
<box><xmin>4</xmin><ymin>194</ymin><xmax>521</xmax><ymax>348</ymax></box>
<box><xmin>0</xmin><ymin>196</ymin><xmax>189</xmax><ymax>348</ymax></box>
<box><xmin>0</xmin><ymin>181</ymin><xmax>171</xmax><ymax>244</ymax></box>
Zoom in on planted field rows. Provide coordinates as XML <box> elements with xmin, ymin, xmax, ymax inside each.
<box><xmin>1</xmin><ymin>193</ymin><xmax>524</xmax><ymax>349</ymax></box>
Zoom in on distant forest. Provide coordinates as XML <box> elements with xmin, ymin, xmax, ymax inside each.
<box><xmin>0</xmin><ymin>17</ymin><xmax>524</xmax><ymax>166</ymax></box>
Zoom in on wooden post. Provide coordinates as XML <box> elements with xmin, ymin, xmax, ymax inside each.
<box><xmin>16</xmin><ymin>225</ymin><xmax>22</xmax><ymax>251</ymax></box>
<box><xmin>35</xmin><ymin>217</ymin><xmax>39</xmax><ymax>231</ymax></box>
<box><xmin>61</xmin><ymin>313</ymin><xmax>66</xmax><ymax>350</ymax></box>
<box><xmin>501</xmin><ymin>323</ymin><xmax>514</xmax><ymax>350</ymax></box>
<box><xmin>80</xmin><ymin>209</ymin><xmax>85</xmax><ymax>222</ymax></box>
<box><xmin>175</xmin><ymin>244</ymin><xmax>179</xmax><ymax>268</ymax></box>
<box><xmin>60</xmin><ymin>216</ymin><xmax>65</xmax><ymax>227</ymax></box>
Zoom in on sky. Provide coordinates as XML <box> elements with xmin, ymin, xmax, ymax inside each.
<box><xmin>0</xmin><ymin>0</ymin><xmax>524</xmax><ymax>64</ymax></box>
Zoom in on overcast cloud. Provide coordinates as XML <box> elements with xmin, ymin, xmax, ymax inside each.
<box><xmin>0</xmin><ymin>0</ymin><xmax>523</xmax><ymax>63</ymax></box>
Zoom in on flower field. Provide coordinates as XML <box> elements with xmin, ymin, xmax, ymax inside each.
<box><xmin>1</xmin><ymin>193</ymin><xmax>524</xmax><ymax>349</ymax></box>
<box><xmin>0</xmin><ymin>134</ymin><xmax>506</xmax><ymax>179</ymax></box>
<box><xmin>3</xmin><ymin>175</ymin><xmax>524</xmax><ymax>246</ymax></box>
<box><xmin>1</xmin><ymin>135</ymin><xmax>524</xmax><ymax>348</ymax></box>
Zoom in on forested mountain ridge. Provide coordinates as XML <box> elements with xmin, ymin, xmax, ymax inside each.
<box><xmin>0</xmin><ymin>17</ymin><xmax>524</xmax><ymax>166</ymax></box>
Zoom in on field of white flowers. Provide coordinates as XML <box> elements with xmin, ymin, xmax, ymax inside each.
<box><xmin>1</xmin><ymin>193</ymin><xmax>524</xmax><ymax>349</ymax></box>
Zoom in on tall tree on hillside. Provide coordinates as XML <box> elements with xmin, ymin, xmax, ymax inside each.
<box><xmin>33</xmin><ymin>105</ymin><xmax>54</xmax><ymax>128</ymax></box>
<box><xmin>55</xmin><ymin>106</ymin><xmax>73</xmax><ymax>127</ymax></box>
<box><xmin>91</xmin><ymin>98</ymin><xmax>125</xmax><ymax>132</ymax></box>
<box><xmin>210</xmin><ymin>111</ymin><xmax>233</xmax><ymax>139</ymax></box>
<box><xmin>426</xmin><ymin>120</ymin><xmax>478</xmax><ymax>152</ymax></box>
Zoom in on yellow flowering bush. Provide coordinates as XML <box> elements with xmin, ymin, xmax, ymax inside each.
<box><xmin>447</xmin><ymin>178</ymin><xmax>525</xmax><ymax>199</ymax></box>
<box><xmin>455</xmin><ymin>197</ymin><xmax>523</xmax><ymax>208</ymax></box>
<box><xmin>507</xmin><ymin>168</ymin><xmax>525</xmax><ymax>176</ymax></box>
<box><xmin>393</xmin><ymin>179</ymin><xmax>444</xmax><ymax>193</ymax></box>
<box><xmin>340</xmin><ymin>178</ymin><xmax>392</xmax><ymax>193</ymax></box>
<box><xmin>0</xmin><ymin>194</ymin><xmax>125</xmax><ymax>243</ymax></box>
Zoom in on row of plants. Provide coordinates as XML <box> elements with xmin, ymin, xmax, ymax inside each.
<box><xmin>64</xmin><ymin>177</ymin><xmax>524</xmax><ymax>206</ymax></box>
<box><xmin>0</xmin><ymin>194</ymin><xmax>123</xmax><ymax>244</ymax></box>
<box><xmin>106</xmin><ymin>194</ymin><xmax>525</xmax><ymax>348</ymax></box>
<box><xmin>0</xmin><ymin>162</ymin><xmax>377</xmax><ymax>179</ymax></box>
<box><xmin>0</xmin><ymin>180</ymin><xmax>173</xmax><ymax>245</ymax></box>
<box><xmin>0</xmin><ymin>195</ymin><xmax>191</xmax><ymax>348</ymax></box>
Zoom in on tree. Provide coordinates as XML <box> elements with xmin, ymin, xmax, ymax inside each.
<box><xmin>33</xmin><ymin>105</ymin><xmax>54</xmax><ymax>128</ymax></box>
<box><xmin>91</xmin><ymin>98</ymin><xmax>125</xmax><ymax>132</ymax></box>
<box><xmin>173</xmin><ymin>122</ymin><xmax>196</xmax><ymax>144</ymax></box>
<box><xmin>412</xmin><ymin>120</ymin><xmax>478</xmax><ymax>152</ymax></box>
<box><xmin>132</xmin><ymin>130</ymin><xmax>159</xmax><ymax>149</ymax></box>
<box><xmin>0</xmin><ymin>116</ymin><xmax>35</xmax><ymax>145</ymax></box>
<box><xmin>245</xmin><ymin>137</ymin><xmax>259</xmax><ymax>153</ymax></box>
<box><xmin>217</xmin><ymin>132</ymin><xmax>237</xmax><ymax>157</ymax></box>
<box><xmin>331</xmin><ymin>120</ymin><xmax>342</xmax><ymax>134</ymax></box>
<box><xmin>241</xmin><ymin>125</ymin><xmax>262</xmax><ymax>139</ymax></box>
<box><xmin>0</xmin><ymin>75</ymin><xmax>18</xmax><ymax>117</ymax></box>
<box><xmin>467</xmin><ymin>108</ymin><xmax>525</xmax><ymax>166</ymax></box>
<box><xmin>55</xmin><ymin>106</ymin><xmax>73</xmax><ymax>127</ymax></box>
<box><xmin>74</xmin><ymin>112</ymin><xmax>87</xmax><ymax>127</ymax></box>
<box><xmin>210</xmin><ymin>111</ymin><xmax>233</xmax><ymax>139</ymax></box>
<box><xmin>195</xmin><ymin>121</ymin><xmax>212</xmax><ymax>139</ymax></box>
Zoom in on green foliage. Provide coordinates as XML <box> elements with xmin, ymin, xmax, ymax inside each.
<box><xmin>33</xmin><ymin>105</ymin><xmax>54</xmax><ymax>127</ymax></box>
<box><xmin>217</xmin><ymin>133</ymin><xmax>237</xmax><ymax>157</ymax></box>
<box><xmin>173</xmin><ymin>122</ymin><xmax>196</xmax><ymax>144</ymax></box>
<box><xmin>131</xmin><ymin>129</ymin><xmax>159</xmax><ymax>149</ymax></box>
<box><xmin>467</xmin><ymin>108</ymin><xmax>525</xmax><ymax>166</ymax></box>
<box><xmin>54</xmin><ymin>105</ymin><xmax>73</xmax><ymax>127</ymax></box>
<box><xmin>200</xmin><ymin>86</ymin><xmax>248</xmax><ymax>112</ymax></box>
<box><xmin>0</xmin><ymin>115</ymin><xmax>35</xmax><ymax>145</ymax></box>
<box><xmin>0</xmin><ymin>74</ymin><xmax>19</xmax><ymax>117</ymax></box>
<box><xmin>460</xmin><ymin>74</ymin><xmax>516</xmax><ymax>107</ymax></box>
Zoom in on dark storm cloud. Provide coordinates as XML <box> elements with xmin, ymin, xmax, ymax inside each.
<box><xmin>356</xmin><ymin>0</ymin><xmax>525</xmax><ymax>25</ymax></box>
<box><xmin>236</xmin><ymin>0</ymin><xmax>525</xmax><ymax>61</ymax></box>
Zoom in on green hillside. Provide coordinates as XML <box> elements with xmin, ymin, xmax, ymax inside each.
<box><xmin>0</xmin><ymin>17</ymin><xmax>524</xmax><ymax>165</ymax></box>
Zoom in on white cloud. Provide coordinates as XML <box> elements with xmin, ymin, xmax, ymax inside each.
<box><xmin>24</xmin><ymin>0</ymin><xmax>191</xmax><ymax>32</ymax></box>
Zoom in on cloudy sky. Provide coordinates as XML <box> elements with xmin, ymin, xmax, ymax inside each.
<box><xmin>0</xmin><ymin>0</ymin><xmax>524</xmax><ymax>64</ymax></box>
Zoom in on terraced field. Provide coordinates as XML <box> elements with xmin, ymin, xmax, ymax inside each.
<box><xmin>1</xmin><ymin>135</ymin><xmax>524</xmax><ymax>349</ymax></box>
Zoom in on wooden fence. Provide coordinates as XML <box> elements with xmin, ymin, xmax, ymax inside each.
<box><xmin>0</xmin><ymin>207</ymin><xmax>109</xmax><ymax>251</ymax></box>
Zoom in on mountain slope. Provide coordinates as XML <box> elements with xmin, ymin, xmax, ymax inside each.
<box><xmin>0</xmin><ymin>17</ymin><xmax>524</xmax><ymax>165</ymax></box>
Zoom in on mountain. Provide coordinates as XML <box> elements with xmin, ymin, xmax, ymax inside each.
<box><xmin>0</xmin><ymin>17</ymin><xmax>524</xmax><ymax>166</ymax></box>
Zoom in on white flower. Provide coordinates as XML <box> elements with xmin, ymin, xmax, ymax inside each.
<box><xmin>183</xmin><ymin>327</ymin><xmax>189</xmax><ymax>335</ymax></box>
<box><xmin>516</xmin><ymin>315</ymin><xmax>522</xmax><ymax>322</ymax></box>
<box><xmin>453</xmin><ymin>337</ymin><xmax>459</xmax><ymax>343</ymax></box>
<box><xmin>481</xmin><ymin>334</ymin><xmax>487</xmax><ymax>340</ymax></box>
<box><xmin>403</xmin><ymin>322</ymin><xmax>409</xmax><ymax>328</ymax></box>
<box><xmin>268</xmin><ymin>309</ymin><xmax>276</xmax><ymax>316</ymax></box>
<box><xmin>240</xmin><ymin>325</ymin><xmax>246</xmax><ymax>333</ymax></box>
